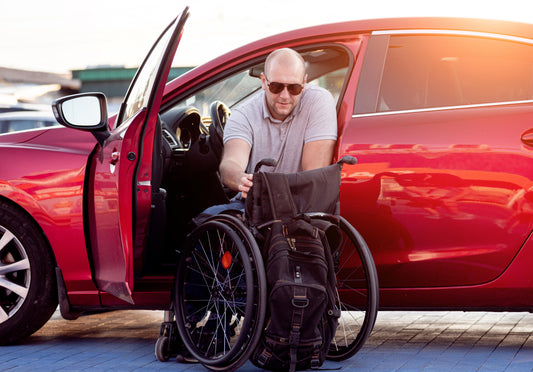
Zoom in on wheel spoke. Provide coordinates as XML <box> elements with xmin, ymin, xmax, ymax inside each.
<box><xmin>195</xmin><ymin>241</ymin><xmax>218</xmax><ymax>282</ymax></box>
<box><xmin>325</xmin><ymin>217</ymin><xmax>378</xmax><ymax>361</ymax></box>
<box><xmin>0</xmin><ymin>258</ymin><xmax>30</xmax><ymax>275</ymax></box>
<box><xmin>191</xmin><ymin>251</ymin><xmax>216</xmax><ymax>290</ymax></box>
<box><xmin>0</xmin><ymin>203</ymin><xmax>57</xmax><ymax>345</ymax></box>
<box><xmin>175</xmin><ymin>219</ymin><xmax>265</xmax><ymax>369</ymax></box>
<box><xmin>0</xmin><ymin>276</ymin><xmax>29</xmax><ymax>298</ymax></box>
<box><xmin>0</xmin><ymin>306</ymin><xmax>8</xmax><ymax>322</ymax></box>
<box><xmin>0</xmin><ymin>229</ymin><xmax>15</xmax><ymax>253</ymax></box>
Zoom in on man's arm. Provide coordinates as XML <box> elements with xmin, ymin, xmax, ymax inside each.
<box><xmin>301</xmin><ymin>139</ymin><xmax>336</xmax><ymax>171</ymax></box>
<box><xmin>219</xmin><ymin>138</ymin><xmax>254</xmax><ymax>198</ymax></box>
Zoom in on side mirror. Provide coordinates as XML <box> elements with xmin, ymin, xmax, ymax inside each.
<box><xmin>52</xmin><ymin>92</ymin><xmax>110</xmax><ymax>144</ymax></box>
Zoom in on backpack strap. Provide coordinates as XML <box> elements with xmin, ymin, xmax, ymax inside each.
<box><xmin>289</xmin><ymin>265</ymin><xmax>307</xmax><ymax>372</ymax></box>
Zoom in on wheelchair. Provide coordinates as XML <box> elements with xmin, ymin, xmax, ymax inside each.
<box><xmin>155</xmin><ymin>155</ymin><xmax>379</xmax><ymax>372</ymax></box>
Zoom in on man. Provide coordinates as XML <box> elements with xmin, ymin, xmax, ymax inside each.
<box><xmin>220</xmin><ymin>47</ymin><xmax>337</xmax><ymax>200</ymax></box>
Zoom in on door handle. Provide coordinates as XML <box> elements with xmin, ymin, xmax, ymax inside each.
<box><xmin>521</xmin><ymin>128</ymin><xmax>533</xmax><ymax>147</ymax></box>
<box><xmin>110</xmin><ymin>151</ymin><xmax>120</xmax><ymax>165</ymax></box>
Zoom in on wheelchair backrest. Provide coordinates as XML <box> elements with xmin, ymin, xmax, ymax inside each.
<box><xmin>245</xmin><ymin>161</ymin><xmax>344</xmax><ymax>226</ymax></box>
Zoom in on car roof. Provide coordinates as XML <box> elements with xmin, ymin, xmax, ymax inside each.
<box><xmin>275</xmin><ymin>17</ymin><xmax>533</xmax><ymax>41</ymax></box>
<box><xmin>169</xmin><ymin>17</ymin><xmax>533</xmax><ymax>93</ymax></box>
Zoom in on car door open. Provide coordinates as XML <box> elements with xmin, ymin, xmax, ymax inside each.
<box><xmin>87</xmin><ymin>8</ymin><xmax>189</xmax><ymax>304</ymax></box>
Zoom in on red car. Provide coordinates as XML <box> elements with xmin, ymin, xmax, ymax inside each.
<box><xmin>2</xmin><ymin>7</ymin><xmax>533</xmax><ymax>350</ymax></box>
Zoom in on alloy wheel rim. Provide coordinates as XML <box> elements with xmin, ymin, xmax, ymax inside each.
<box><xmin>0</xmin><ymin>226</ymin><xmax>31</xmax><ymax>323</ymax></box>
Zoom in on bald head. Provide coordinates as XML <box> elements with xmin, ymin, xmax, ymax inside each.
<box><xmin>264</xmin><ymin>48</ymin><xmax>306</xmax><ymax>81</ymax></box>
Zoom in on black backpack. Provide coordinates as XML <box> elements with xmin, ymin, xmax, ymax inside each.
<box><xmin>247</xmin><ymin>166</ymin><xmax>343</xmax><ymax>372</ymax></box>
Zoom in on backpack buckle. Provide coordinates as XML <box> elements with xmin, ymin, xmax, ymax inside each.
<box><xmin>256</xmin><ymin>350</ymin><xmax>271</xmax><ymax>367</ymax></box>
<box><xmin>292</xmin><ymin>298</ymin><xmax>309</xmax><ymax>308</ymax></box>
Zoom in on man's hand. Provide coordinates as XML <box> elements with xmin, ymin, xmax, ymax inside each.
<box><xmin>220</xmin><ymin>138</ymin><xmax>253</xmax><ymax>197</ymax></box>
<box><xmin>238</xmin><ymin>173</ymin><xmax>254</xmax><ymax>199</ymax></box>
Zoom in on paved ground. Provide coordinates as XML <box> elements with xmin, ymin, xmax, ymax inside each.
<box><xmin>1</xmin><ymin>309</ymin><xmax>532</xmax><ymax>371</ymax></box>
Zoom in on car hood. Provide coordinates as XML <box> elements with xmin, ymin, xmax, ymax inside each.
<box><xmin>0</xmin><ymin>126</ymin><xmax>97</xmax><ymax>155</ymax></box>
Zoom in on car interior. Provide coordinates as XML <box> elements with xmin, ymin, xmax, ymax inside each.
<box><xmin>139</xmin><ymin>45</ymin><xmax>352</xmax><ymax>276</ymax></box>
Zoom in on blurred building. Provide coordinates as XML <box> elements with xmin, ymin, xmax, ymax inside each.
<box><xmin>0</xmin><ymin>66</ymin><xmax>194</xmax><ymax>114</ymax></box>
<box><xmin>0</xmin><ymin>67</ymin><xmax>79</xmax><ymax>112</ymax></box>
<box><xmin>72</xmin><ymin>66</ymin><xmax>193</xmax><ymax>113</ymax></box>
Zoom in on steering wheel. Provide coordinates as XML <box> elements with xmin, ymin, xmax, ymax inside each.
<box><xmin>208</xmin><ymin>101</ymin><xmax>230</xmax><ymax>160</ymax></box>
<box><xmin>209</xmin><ymin>101</ymin><xmax>231</xmax><ymax>142</ymax></box>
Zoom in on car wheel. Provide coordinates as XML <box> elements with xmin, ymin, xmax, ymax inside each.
<box><xmin>0</xmin><ymin>200</ymin><xmax>58</xmax><ymax>345</ymax></box>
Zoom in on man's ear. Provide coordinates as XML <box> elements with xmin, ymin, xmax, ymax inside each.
<box><xmin>260</xmin><ymin>72</ymin><xmax>268</xmax><ymax>91</ymax></box>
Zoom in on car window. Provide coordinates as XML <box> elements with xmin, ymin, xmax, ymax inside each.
<box><xmin>182</xmin><ymin>70</ymin><xmax>262</xmax><ymax>116</ymax></box>
<box><xmin>117</xmin><ymin>11</ymin><xmax>187</xmax><ymax>127</ymax></box>
<box><xmin>0</xmin><ymin>119</ymin><xmax>57</xmax><ymax>133</ymax></box>
<box><xmin>120</xmin><ymin>29</ymin><xmax>173</xmax><ymax>124</ymax></box>
<box><xmin>175</xmin><ymin>46</ymin><xmax>350</xmax><ymax>118</ymax></box>
<box><xmin>10</xmin><ymin>120</ymin><xmax>39</xmax><ymax>132</ymax></box>
<box><xmin>355</xmin><ymin>34</ymin><xmax>533</xmax><ymax>114</ymax></box>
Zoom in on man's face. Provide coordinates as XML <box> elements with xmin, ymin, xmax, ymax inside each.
<box><xmin>261</xmin><ymin>64</ymin><xmax>306</xmax><ymax>121</ymax></box>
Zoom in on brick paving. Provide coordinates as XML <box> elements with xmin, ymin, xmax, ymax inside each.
<box><xmin>1</xmin><ymin>309</ymin><xmax>532</xmax><ymax>371</ymax></box>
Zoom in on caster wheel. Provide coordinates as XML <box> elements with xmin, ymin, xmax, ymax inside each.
<box><xmin>155</xmin><ymin>336</ymin><xmax>170</xmax><ymax>362</ymax></box>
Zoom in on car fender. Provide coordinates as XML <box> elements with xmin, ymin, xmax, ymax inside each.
<box><xmin>0</xmin><ymin>127</ymin><xmax>100</xmax><ymax>298</ymax></box>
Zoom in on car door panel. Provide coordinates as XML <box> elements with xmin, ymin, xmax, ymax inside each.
<box><xmin>88</xmin><ymin>8</ymin><xmax>189</xmax><ymax>303</ymax></box>
<box><xmin>340</xmin><ymin>104</ymin><xmax>533</xmax><ymax>288</ymax></box>
<box><xmin>89</xmin><ymin>110</ymin><xmax>146</xmax><ymax>303</ymax></box>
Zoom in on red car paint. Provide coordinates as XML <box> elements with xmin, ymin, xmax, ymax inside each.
<box><xmin>2</xmin><ymin>13</ymin><xmax>533</xmax><ymax>343</ymax></box>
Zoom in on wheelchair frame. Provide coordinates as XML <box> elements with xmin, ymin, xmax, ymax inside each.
<box><xmin>155</xmin><ymin>158</ymin><xmax>379</xmax><ymax>371</ymax></box>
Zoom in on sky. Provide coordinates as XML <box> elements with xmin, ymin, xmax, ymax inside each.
<box><xmin>2</xmin><ymin>0</ymin><xmax>533</xmax><ymax>74</ymax></box>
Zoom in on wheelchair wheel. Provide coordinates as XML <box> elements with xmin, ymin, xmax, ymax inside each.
<box><xmin>327</xmin><ymin>216</ymin><xmax>379</xmax><ymax>361</ymax></box>
<box><xmin>205</xmin><ymin>214</ymin><xmax>267</xmax><ymax>370</ymax></box>
<box><xmin>174</xmin><ymin>219</ymin><xmax>266</xmax><ymax>371</ymax></box>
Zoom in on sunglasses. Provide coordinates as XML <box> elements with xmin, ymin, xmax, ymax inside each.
<box><xmin>264</xmin><ymin>76</ymin><xmax>304</xmax><ymax>95</ymax></box>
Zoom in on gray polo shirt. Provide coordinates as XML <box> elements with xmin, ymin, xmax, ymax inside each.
<box><xmin>223</xmin><ymin>84</ymin><xmax>337</xmax><ymax>173</ymax></box>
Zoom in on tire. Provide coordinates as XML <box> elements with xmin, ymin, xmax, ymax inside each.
<box><xmin>204</xmin><ymin>214</ymin><xmax>267</xmax><ymax>371</ymax></box>
<box><xmin>0</xmin><ymin>200</ymin><xmax>58</xmax><ymax>345</ymax></box>
<box><xmin>326</xmin><ymin>216</ymin><xmax>379</xmax><ymax>361</ymax></box>
<box><xmin>174</xmin><ymin>219</ymin><xmax>266</xmax><ymax>371</ymax></box>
